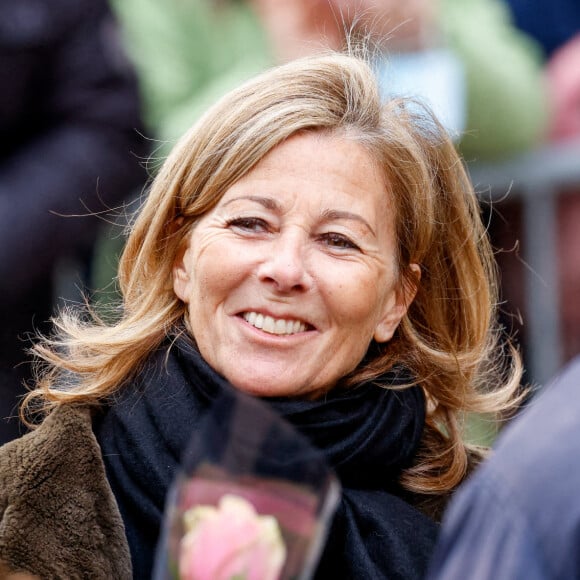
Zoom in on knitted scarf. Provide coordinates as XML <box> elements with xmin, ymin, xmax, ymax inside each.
<box><xmin>94</xmin><ymin>335</ymin><xmax>438</xmax><ymax>579</ymax></box>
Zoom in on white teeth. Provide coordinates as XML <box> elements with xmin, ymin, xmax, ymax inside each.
<box><xmin>274</xmin><ymin>319</ymin><xmax>286</xmax><ymax>334</ymax></box>
<box><xmin>242</xmin><ymin>312</ymin><xmax>307</xmax><ymax>335</ymax></box>
<box><xmin>263</xmin><ymin>316</ymin><xmax>275</xmax><ymax>334</ymax></box>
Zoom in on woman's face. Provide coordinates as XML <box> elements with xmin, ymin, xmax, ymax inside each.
<box><xmin>173</xmin><ymin>131</ymin><xmax>414</xmax><ymax>397</ymax></box>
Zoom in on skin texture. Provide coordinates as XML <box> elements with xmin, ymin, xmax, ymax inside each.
<box><xmin>173</xmin><ymin>131</ymin><xmax>416</xmax><ymax>398</ymax></box>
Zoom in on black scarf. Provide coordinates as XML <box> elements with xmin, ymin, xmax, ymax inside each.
<box><xmin>94</xmin><ymin>335</ymin><xmax>438</xmax><ymax>579</ymax></box>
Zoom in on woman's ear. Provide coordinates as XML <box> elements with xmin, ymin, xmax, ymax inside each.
<box><xmin>172</xmin><ymin>237</ymin><xmax>192</xmax><ymax>304</ymax></box>
<box><xmin>373</xmin><ymin>263</ymin><xmax>421</xmax><ymax>343</ymax></box>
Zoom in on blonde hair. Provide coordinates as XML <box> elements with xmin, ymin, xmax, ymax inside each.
<box><xmin>25</xmin><ymin>52</ymin><xmax>522</xmax><ymax>496</ymax></box>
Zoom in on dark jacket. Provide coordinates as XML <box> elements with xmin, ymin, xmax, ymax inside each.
<box><xmin>427</xmin><ymin>356</ymin><xmax>580</xmax><ymax>579</ymax></box>
<box><xmin>0</xmin><ymin>406</ymin><xmax>131</xmax><ymax>578</ymax></box>
<box><xmin>0</xmin><ymin>0</ymin><xmax>147</xmax><ymax>442</ymax></box>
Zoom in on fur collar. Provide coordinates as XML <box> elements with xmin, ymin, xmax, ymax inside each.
<box><xmin>0</xmin><ymin>406</ymin><xmax>131</xmax><ymax>579</ymax></box>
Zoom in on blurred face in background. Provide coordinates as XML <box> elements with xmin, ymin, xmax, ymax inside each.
<box><xmin>331</xmin><ymin>0</ymin><xmax>437</xmax><ymax>49</ymax></box>
<box><xmin>249</xmin><ymin>0</ymin><xmax>437</xmax><ymax>61</ymax></box>
<box><xmin>173</xmin><ymin>131</ymin><xmax>415</xmax><ymax>398</ymax></box>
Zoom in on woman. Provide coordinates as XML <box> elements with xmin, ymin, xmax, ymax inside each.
<box><xmin>0</xmin><ymin>52</ymin><xmax>521</xmax><ymax>579</ymax></box>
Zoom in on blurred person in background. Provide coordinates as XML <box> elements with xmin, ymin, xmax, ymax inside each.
<box><xmin>249</xmin><ymin>0</ymin><xmax>549</xmax><ymax>161</ymax></box>
<box><xmin>427</xmin><ymin>356</ymin><xmax>580</xmax><ymax>579</ymax></box>
<box><xmin>108</xmin><ymin>0</ymin><xmax>271</xmax><ymax>146</ymax></box>
<box><xmin>0</xmin><ymin>0</ymin><xmax>147</xmax><ymax>444</ymax></box>
<box><xmin>110</xmin><ymin>0</ymin><xmax>549</xmax><ymax>161</ymax></box>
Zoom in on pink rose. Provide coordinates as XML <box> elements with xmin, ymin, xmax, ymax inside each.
<box><xmin>179</xmin><ymin>494</ymin><xmax>287</xmax><ymax>580</ymax></box>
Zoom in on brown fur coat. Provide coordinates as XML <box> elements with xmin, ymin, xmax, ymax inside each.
<box><xmin>0</xmin><ymin>406</ymin><xmax>131</xmax><ymax>579</ymax></box>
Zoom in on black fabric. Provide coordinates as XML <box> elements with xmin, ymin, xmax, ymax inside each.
<box><xmin>94</xmin><ymin>334</ymin><xmax>438</xmax><ymax>579</ymax></box>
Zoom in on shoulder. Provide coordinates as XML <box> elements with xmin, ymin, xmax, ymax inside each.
<box><xmin>0</xmin><ymin>406</ymin><xmax>131</xmax><ymax>579</ymax></box>
<box><xmin>428</xmin><ymin>358</ymin><xmax>580</xmax><ymax>579</ymax></box>
<box><xmin>0</xmin><ymin>406</ymin><xmax>94</xmax><ymax>486</ymax></box>
<box><xmin>489</xmin><ymin>357</ymin><xmax>580</xmax><ymax>498</ymax></box>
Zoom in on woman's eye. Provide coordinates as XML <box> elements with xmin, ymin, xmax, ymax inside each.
<box><xmin>320</xmin><ymin>232</ymin><xmax>360</xmax><ymax>251</ymax></box>
<box><xmin>226</xmin><ymin>217</ymin><xmax>269</xmax><ymax>233</ymax></box>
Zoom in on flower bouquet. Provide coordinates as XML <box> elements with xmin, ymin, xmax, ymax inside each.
<box><xmin>153</xmin><ymin>389</ymin><xmax>341</xmax><ymax>580</ymax></box>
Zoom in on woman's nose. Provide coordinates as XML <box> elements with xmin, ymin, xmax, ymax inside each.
<box><xmin>257</xmin><ymin>231</ymin><xmax>312</xmax><ymax>292</ymax></box>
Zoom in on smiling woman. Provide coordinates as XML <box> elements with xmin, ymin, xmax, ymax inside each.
<box><xmin>0</xmin><ymin>51</ymin><xmax>522</xmax><ymax>579</ymax></box>
<box><xmin>172</xmin><ymin>131</ymin><xmax>411</xmax><ymax>399</ymax></box>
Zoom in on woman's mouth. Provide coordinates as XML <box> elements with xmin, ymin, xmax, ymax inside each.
<box><xmin>241</xmin><ymin>312</ymin><xmax>310</xmax><ymax>335</ymax></box>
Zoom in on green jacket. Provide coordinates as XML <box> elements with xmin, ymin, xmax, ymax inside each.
<box><xmin>109</xmin><ymin>0</ymin><xmax>270</xmax><ymax>146</ymax></box>
<box><xmin>440</xmin><ymin>0</ymin><xmax>548</xmax><ymax>160</ymax></box>
<box><xmin>112</xmin><ymin>0</ymin><xmax>548</xmax><ymax>161</ymax></box>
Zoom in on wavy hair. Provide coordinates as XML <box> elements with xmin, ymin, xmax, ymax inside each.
<box><xmin>24</xmin><ymin>51</ymin><xmax>522</xmax><ymax>496</ymax></box>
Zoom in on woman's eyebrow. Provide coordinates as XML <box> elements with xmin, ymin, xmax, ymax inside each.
<box><xmin>321</xmin><ymin>209</ymin><xmax>376</xmax><ymax>236</ymax></box>
<box><xmin>222</xmin><ymin>197</ymin><xmax>376</xmax><ymax>236</ymax></box>
<box><xmin>223</xmin><ymin>195</ymin><xmax>280</xmax><ymax>211</ymax></box>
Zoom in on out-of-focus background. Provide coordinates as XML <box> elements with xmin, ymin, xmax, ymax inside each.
<box><xmin>2</xmin><ymin>0</ymin><xmax>579</xmax><ymax>444</ymax></box>
<box><xmin>0</xmin><ymin>0</ymin><xmax>149</xmax><ymax>443</ymax></box>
